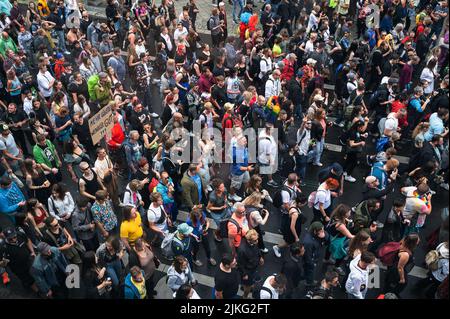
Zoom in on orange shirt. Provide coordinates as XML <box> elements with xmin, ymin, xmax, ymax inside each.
<box><xmin>227</xmin><ymin>213</ymin><xmax>249</xmax><ymax>248</ymax></box>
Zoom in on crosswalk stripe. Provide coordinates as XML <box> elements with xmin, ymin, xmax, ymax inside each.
<box><xmin>177</xmin><ymin>210</ymin><xmax>284</xmax><ymax>245</ymax></box>
<box><xmin>154</xmin><ymin>261</ymin><xmax>244</xmax><ymax>296</ymax></box>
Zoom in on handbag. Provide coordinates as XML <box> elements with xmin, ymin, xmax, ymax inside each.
<box><xmin>329</xmin><ymin>235</ymin><xmax>349</xmax><ymax>260</ymax></box>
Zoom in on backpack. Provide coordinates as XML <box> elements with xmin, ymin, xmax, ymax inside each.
<box><xmin>161</xmin><ymin>231</ymin><xmax>184</xmax><ymax>259</ymax></box>
<box><xmin>207</xmin><ymin>16</ymin><xmax>214</xmax><ymax>31</ymax></box>
<box><xmin>307</xmin><ymin>191</ymin><xmax>318</xmax><ymax>208</ymax></box>
<box><xmin>252</xmin><ymin>276</ymin><xmax>276</xmax><ymax>299</ymax></box>
<box><xmin>248</xmin><ymin>54</ymin><xmax>262</xmax><ymax>79</ymax></box>
<box><xmin>148</xmin><ymin>178</ymin><xmax>159</xmax><ymax>193</ymax></box>
<box><xmin>87</xmin><ymin>74</ymin><xmax>100</xmax><ymax>101</ymax></box>
<box><xmin>222</xmin><ymin>113</ymin><xmax>244</xmax><ymax>130</ymax></box>
<box><xmin>375</xmin><ymin>136</ymin><xmax>390</xmax><ymax>153</ymax></box>
<box><xmin>218</xmin><ymin>217</ymin><xmax>241</xmax><ymax>239</ymax></box>
<box><xmin>377</xmin><ymin>242</ymin><xmax>401</xmax><ymax>266</ymax></box>
<box><xmin>272</xmin><ymin>183</ymin><xmax>294</xmax><ymax>209</ymax></box>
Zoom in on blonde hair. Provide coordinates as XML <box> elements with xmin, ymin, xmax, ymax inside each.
<box><xmin>412</xmin><ymin>122</ymin><xmax>430</xmax><ymax>139</ymax></box>
<box><xmin>245</xmin><ymin>229</ymin><xmax>259</xmax><ymax>242</ymax></box>
<box><xmin>242</xmin><ymin>192</ymin><xmax>262</xmax><ymax>207</ymax></box>
<box><xmin>129</xmin><ymin>179</ymin><xmax>141</xmax><ymax>192</ymax></box>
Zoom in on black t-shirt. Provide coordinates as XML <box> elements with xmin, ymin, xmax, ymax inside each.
<box><xmin>371</xmin><ymin>50</ymin><xmax>383</xmax><ymax>70</ymax></box>
<box><xmin>2</xmin><ymin>110</ymin><xmax>28</xmax><ymax>132</ymax></box>
<box><xmin>214</xmin><ymin>268</ymin><xmax>241</xmax><ymax>298</ymax></box>
<box><xmin>73</xmin><ymin>121</ymin><xmax>93</xmax><ymax>148</ymax></box>
<box><xmin>30</xmin><ymin>106</ymin><xmax>51</xmax><ymax>127</ymax></box>
<box><xmin>47</xmin><ymin>12</ymin><xmax>65</xmax><ymax>31</ymax></box>
<box><xmin>128</xmin><ymin>110</ymin><xmax>151</xmax><ymax>134</ymax></box>
<box><xmin>2</xmin><ymin>232</ymin><xmax>31</xmax><ymax>272</ymax></box>
<box><xmin>0</xmin><ymin>153</ymin><xmax>6</xmax><ymax>177</ymax></box>
<box><xmin>211</xmin><ymin>85</ymin><xmax>227</xmax><ymax>108</ymax></box>
<box><xmin>68</xmin><ymin>81</ymin><xmax>89</xmax><ymax>101</ymax></box>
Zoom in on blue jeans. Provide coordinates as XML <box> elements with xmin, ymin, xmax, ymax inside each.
<box><xmin>233</xmin><ymin>0</ymin><xmax>244</xmax><ymax>22</ymax></box>
<box><xmin>106</xmin><ymin>259</ymin><xmax>123</xmax><ymax>287</ymax></box>
<box><xmin>56</xmin><ymin>30</ymin><xmax>67</xmax><ymax>52</ymax></box>
<box><xmin>294</xmin><ymin>104</ymin><xmax>303</xmax><ymax>119</ymax></box>
<box><xmin>314</xmin><ymin>137</ymin><xmax>324</xmax><ymax>165</ymax></box>
<box><xmin>295</xmin><ymin>154</ymin><xmax>308</xmax><ymax>181</ymax></box>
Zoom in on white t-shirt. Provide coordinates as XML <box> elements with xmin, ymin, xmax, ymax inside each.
<box><xmin>0</xmin><ymin>134</ymin><xmax>20</xmax><ymax>158</ymax></box>
<box><xmin>304</xmin><ymin>40</ymin><xmax>315</xmax><ymax>54</ymax></box>
<box><xmin>260</xmin><ymin>276</ymin><xmax>279</xmax><ymax>299</ymax></box>
<box><xmin>259</xmin><ymin>57</ymin><xmax>272</xmax><ymax>79</ymax></box>
<box><xmin>147</xmin><ymin>203</ymin><xmax>168</xmax><ymax>232</ymax></box>
<box><xmin>313</xmin><ymin>184</ymin><xmax>331</xmax><ymax>210</ymax></box>
<box><xmin>37</xmin><ymin>71</ymin><xmax>55</xmax><ymax>98</ymax></box>
<box><xmin>173</xmin><ymin>27</ymin><xmax>188</xmax><ymax>44</ymax></box>
<box><xmin>258</xmin><ymin>132</ymin><xmax>277</xmax><ymax>165</ymax></box>
<box><xmin>383</xmin><ymin>113</ymin><xmax>398</xmax><ymax>134</ymax></box>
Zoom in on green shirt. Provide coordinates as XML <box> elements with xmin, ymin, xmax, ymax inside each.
<box><xmin>33</xmin><ymin>140</ymin><xmax>61</xmax><ymax>169</ymax></box>
<box><xmin>0</xmin><ymin>37</ymin><xmax>18</xmax><ymax>58</ymax></box>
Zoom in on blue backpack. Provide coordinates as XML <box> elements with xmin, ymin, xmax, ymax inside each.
<box><xmin>375</xmin><ymin>136</ymin><xmax>390</xmax><ymax>153</ymax></box>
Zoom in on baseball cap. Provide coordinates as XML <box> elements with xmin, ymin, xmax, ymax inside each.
<box><xmin>177</xmin><ymin>223</ymin><xmax>193</xmax><ymax>236</ymax></box>
<box><xmin>388</xmin><ymin>77</ymin><xmax>399</xmax><ymax>85</ymax></box>
<box><xmin>314</xmin><ymin>95</ymin><xmax>325</xmax><ymax>102</ymax></box>
<box><xmin>306</xmin><ymin>58</ymin><xmax>317</xmax><ymax>66</ymax></box>
<box><xmin>0</xmin><ymin>124</ymin><xmax>9</xmax><ymax>133</ymax></box>
<box><xmin>309</xmin><ymin>222</ymin><xmax>324</xmax><ymax>232</ymax></box>
<box><xmin>4</xmin><ymin>227</ymin><xmax>17</xmax><ymax>240</ymax></box>
<box><xmin>37</xmin><ymin>242</ymin><xmax>52</xmax><ymax>255</ymax></box>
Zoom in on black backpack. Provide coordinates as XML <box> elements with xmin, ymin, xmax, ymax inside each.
<box><xmin>207</xmin><ymin>16</ymin><xmax>214</xmax><ymax>31</ymax></box>
<box><xmin>252</xmin><ymin>275</ymin><xmax>276</xmax><ymax>299</ymax></box>
<box><xmin>218</xmin><ymin>217</ymin><xmax>241</xmax><ymax>239</ymax></box>
<box><xmin>273</xmin><ymin>184</ymin><xmax>296</xmax><ymax>209</ymax></box>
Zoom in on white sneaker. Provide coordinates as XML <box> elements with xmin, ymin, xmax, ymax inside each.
<box><xmin>440</xmin><ymin>183</ymin><xmax>449</xmax><ymax>191</ymax></box>
<box><xmin>313</xmin><ymin>162</ymin><xmax>323</xmax><ymax>167</ymax></box>
<box><xmin>207</xmin><ymin>185</ymin><xmax>213</xmax><ymax>192</ymax></box>
<box><xmin>230</xmin><ymin>194</ymin><xmax>242</xmax><ymax>202</ymax></box>
<box><xmin>260</xmin><ymin>248</ymin><xmax>269</xmax><ymax>254</ymax></box>
<box><xmin>344</xmin><ymin>174</ymin><xmax>356</xmax><ymax>182</ymax></box>
<box><xmin>150</xmin><ymin>112</ymin><xmax>159</xmax><ymax>118</ymax></box>
<box><xmin>273</xmin><ymin>245</ymin><xmax>281</xmax><ymax>258</ymax></box>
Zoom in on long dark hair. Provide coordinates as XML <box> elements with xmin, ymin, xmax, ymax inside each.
<box><xmin>189</xmin><ymin>205</ymin><xmax>205</xmax><ymax>227</ymax></box>
<box><xmin>52</xmin><ymin>183</ymin><xmax>67</xmax><ymax>200</ymax></box>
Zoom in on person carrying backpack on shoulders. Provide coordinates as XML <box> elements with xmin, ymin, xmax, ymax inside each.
<box><xmin>258</xmin><ymin>273</ymin><xmax>287</xmax><ymax>299</ymax></box>
<box><xmin>273</xmin><ymin>194</ymin><xmax>308</xmax><ymax>258</ymax></box>
<box><xmin>383</xmin><ymin>234</ymin><xmax>420</xmax><ymax>295</ymax></box>
<box><xmin>171</xmin><ymin>223</ymin><xmax>197</xmax><ymax>268</ymax></box>
<box><xmin>208</xmin><ymin>8</ymin><xmax>223</xmax><ymax>47</ymax></box>
<box><xmin>227</xmin><ymin>202</ymin><xmax>250</xmax><ymax>257</ymax></box>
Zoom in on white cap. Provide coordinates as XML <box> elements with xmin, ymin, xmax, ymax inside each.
<box><xmin>306</xmin><ymin>58</ymin><xmax>317</xmax><ymax>66</ymax></box>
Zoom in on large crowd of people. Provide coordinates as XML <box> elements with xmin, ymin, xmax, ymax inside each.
<box><xmin>0</xmin><ymin>0</ymin><xmax>449</xmax><ymax>300</ymax></box>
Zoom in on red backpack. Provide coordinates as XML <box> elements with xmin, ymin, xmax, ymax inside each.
<box><xmin>148</xmin><ymin>178</ymin><xmax>159</xmax><ymax>193</ymax></box>
<box><xmin>377</xmin><ymin>242</ymin><xmax>401</xmax><ymax>266</ymax></box>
